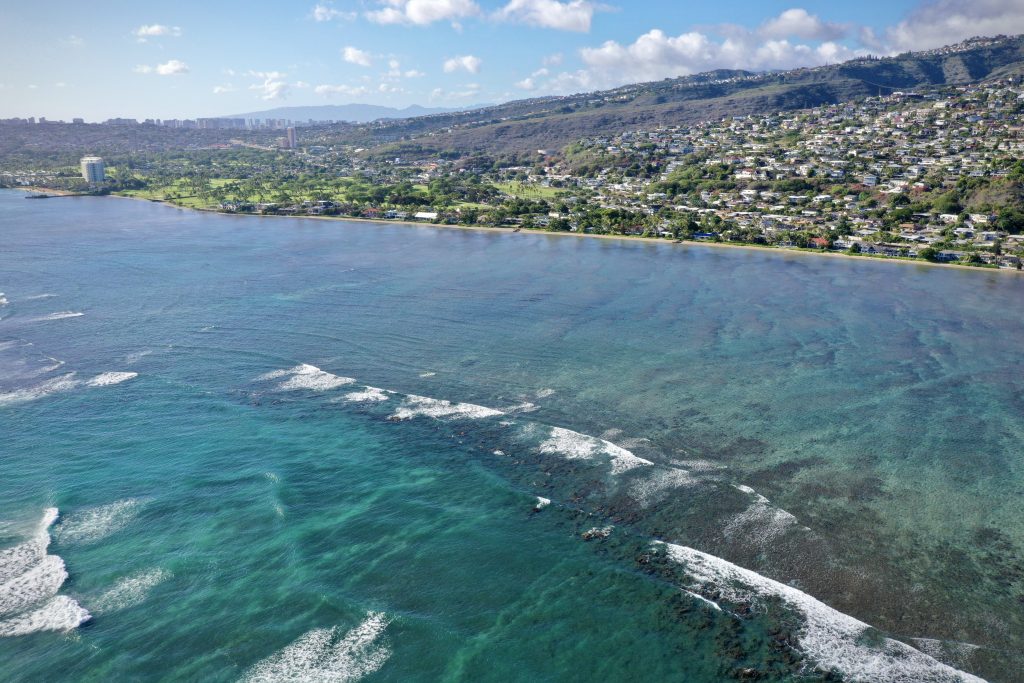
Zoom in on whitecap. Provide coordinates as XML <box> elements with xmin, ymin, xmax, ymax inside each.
<box><xmin>535</xmin><ymin>388</ymin><xmax>555</xmax><ymax>398</ymax></box>
<box><xmin>658</xmin><ymin>542</ymin><xmax>984</xmax><ymax>682</ymax></box>
<box><xmin>538</xmin><ymin>427</ymin><xmax>652</xmax><ymax>475</ymax></box>
<box><xmin>342</xmin><ymin>387</ymin><xmax>389</xmax><ymax>403</ymax></box>
<box><xmin>262</xmin><ymin>364</ymin><xmax>355</xmax><ymax>391</ymax></box>
<box><xmin>0</xmin><ymin>294</ymin><xmax>7</xmax><ymax>307</ymax></box>
<box><xmin>723</xmin><ymin>485</ymin><xmax>807</xmax><ymax>547</ymax></box>
<box><xmin>390</xmin><ymin>394</ymin><xmax>503</xmax><ymax>421</ymax></box>
<box><xmin>89</xmin><ymin>568</ymin><xmax>170</xmax><ymax>615</ymax></box>
<box><xmin>242</xmin><ymin>611</ymin><xmax>391</xmax><ymax>683</ymax></box>
<box><xmin>35</xmin><ymin>312</ymin><xmax>84</xmax><ymax>321</ymax></box>
<box><xmin>0</xmin><ymin>373</ymin><xmax>80</xmax><ymax>405</ymax></box>
<box><xmin>419</xmin><ymin>372</ymin><xmax>436</xmax><ymax>378</ymax></box>
<box><xmin>0</xmin><ymin>508</ymin><xmax>90</xmax><ymax>638</ymax></box>
<box><xmin>54</xmin><ymin>499</ymin><xmax>142</xmax><ymax>545</ymax></box>
<box><xmin>86</xmin><ymin>372</ymin><xmax>138</xmax><ymax>387</ymax></box>
<box><xmin>507</xmin><ymin>401</ymin><xmax>538</xmax><ymax>413</ymax></box>
<box><xmin>534</xmin><ymin>497</ymin><xmax>551</xmax><ymax>510</ymax></box>
<box><xmin>23</xmin><ymin>294</ymin><xmax>57</xmax><ymax>301</ymax></box>
<box><xmin>0</xmin><ymin>596</ymin><xmax>90</xmax><ymax>638</ymax></box>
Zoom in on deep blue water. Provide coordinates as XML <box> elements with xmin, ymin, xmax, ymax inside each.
<box><xmin>1</xmin><ymin>190</ymin><xmax>1022</xmax><ymax>681</ymax></box>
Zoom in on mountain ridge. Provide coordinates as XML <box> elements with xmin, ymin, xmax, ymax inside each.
<box><xmin>224</xmin><ymin>103</ymin><xmax>484</xmax><ymax>123</ymax></box>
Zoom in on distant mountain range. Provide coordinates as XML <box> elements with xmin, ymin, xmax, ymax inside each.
<box><xmin>340</xmin><ymin>34</ymin><xmax>1024</xmax><ymax>157</ymax></box>
<box><xmin>225</xmin><ymin>103</ymin><xmax>484</xmax><ymax>123</ymax></box>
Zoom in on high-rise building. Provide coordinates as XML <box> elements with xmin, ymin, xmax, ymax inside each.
<box><xmin>80</xmin><ymin>156</ymin><xmax>105</xmax><ymax>183</ymax></box>
<box><xmin>286</xmin><ymin>126</ymin><xmax>297</xmax><ymax>149</ymax></box>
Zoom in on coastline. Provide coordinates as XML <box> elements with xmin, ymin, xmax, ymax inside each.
<box><xmin>16</xmin><ymin>188</ymin><xmax>1023</xmax><ymax>275</ymax></box>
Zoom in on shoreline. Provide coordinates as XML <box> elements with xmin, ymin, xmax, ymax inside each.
<box><xmin>15</xmin><ymin>188</ymin><xmax>1022</xmax><ymax>275</ymax></box>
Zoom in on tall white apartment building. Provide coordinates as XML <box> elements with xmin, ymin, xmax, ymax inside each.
<box><xmin>80</xmin><ymin>156</ymin><xmax>105</xmax><ymax>183</ymax></box>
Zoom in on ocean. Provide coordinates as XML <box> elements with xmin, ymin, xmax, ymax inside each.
<box><xmin>1</xmin><ymin>189</ymin><xmax>1022</xmax><ymax>681</ymax></box>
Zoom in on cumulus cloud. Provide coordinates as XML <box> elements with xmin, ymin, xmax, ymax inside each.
<box><xmin>495</xmin><ymin>0</ymin><xmax>598</xmax><ymax>32</ymax></box>
<box><xmin>443</xmin><ymin>54</ymin><xmax>482</xmax><ymax>73</ymax></box>
<box><xmin>343</xmin><ymin>46</ymin><xmax>374</xmax><ymax>66</ymax></box>
<box><xmin>366</xmin><ymin>0</ymin><xmax>480</xmax><ymax>26</ymax></box>
<box><xmin>885</xmin><ymin>0</ymin><xmax>1024</xmax><ymax>52</ymax></box>
<box><xmin>312</xmin><ymin>3</ymin><xmax>355</xmax><ymax>21</ymax></box>
<box><xmin>212</xmin><ymin>84</ymin><xmax>236</xmax><ymax>94</ymax></box>
<box><xmin>249</xmin><ymin>71</ymin><xmax>291</xmax><ymax>100</ymax></box>
<box><xmin>135</xmin><ymin>59</ymin><xmax>190</xmax><ymax>76</ymax></box>
<box><xmin>134</xmin><ymin>24</ymin><xmax>182</xmax><ymax>41</ymax></box>
<box><xmin>759</xmin><ymin>9</ymin><xmax>847</xmax><ymax>41</ymax></box>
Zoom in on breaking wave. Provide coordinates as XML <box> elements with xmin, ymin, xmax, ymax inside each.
<box><xmin>257</xmin><ymin>364</ymin><xmax>355</xmax><ymax>391</ymax></box>
<box><xmin>242</xmin><ymin>611</ymin><xmax>391</xmax><ymax>683</ymax></box>
<box><xmin>538</xmin><ymin>426</ymin><xmax>652</xmax><ymax>475</ymax></box>
<box><xmin>0</xmin><ymin>509</ymin><xmax>90</xmax><ymax>638</ymax></box>
<box><xmin>341</xmin><ymin>387</ymin><xmax>389</xmax><ymax>403</ymax></box>
<box><xmin>658</xmin><ymin>542</ymin><xmax>983</xmax><ymax>682</ymax></box>
<box><xmin>86</xmin><ymin>372</ymin><xmax>138</xmax><ymax>387</ymax></box>
<box><xmin>390</xmin><ymin>394</ymin><xmax>503</xmax><ymax>421</ymax></box>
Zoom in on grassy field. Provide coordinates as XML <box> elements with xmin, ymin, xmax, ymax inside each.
<box><xmin>492</xmin><ymin>181</ymin><xmax>563</xmax><ymax>200</ymax></box>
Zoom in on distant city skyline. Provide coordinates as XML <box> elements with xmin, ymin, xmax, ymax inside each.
<box><xmin>2</xmin><ymin>0</ymin><xmax>1023</xmax><ymax>121</ymax></box>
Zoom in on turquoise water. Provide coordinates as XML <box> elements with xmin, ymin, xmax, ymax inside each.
<box><xmin>1</xmin><ymin>190</ymin><xmax>1023</xmax><ymax>681</ymax></box>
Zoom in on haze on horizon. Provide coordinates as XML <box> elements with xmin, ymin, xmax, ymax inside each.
<box><xmin>2</xmin><ymin>0</ymin><xmax>1023</xmax><ymax>121</ymax></box>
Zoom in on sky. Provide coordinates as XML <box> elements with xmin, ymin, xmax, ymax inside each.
<box><xmin>2</xmin><ymin>0</ymin><xmax>1023</xmax><ymax>121</ymax></box>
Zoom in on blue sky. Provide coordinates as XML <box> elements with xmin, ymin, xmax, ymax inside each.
<box><xmin>1</xmin><ymin>0</ymin><xmax>1022</xmax><ymax>120</ymax></box>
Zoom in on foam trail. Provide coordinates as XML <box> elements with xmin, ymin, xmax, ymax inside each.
<box><xmin>242</xmin><ymin>611</ymin><xmax>391</xmax><ymax>683</ymax></box>
<box><xmin>0</xmin><ymin>373</ymin><xmax>80</xmax><ymax>406</ymax></box>
<box><xmin>86</xmin><ymin>372</ymin><xmax>138</xmax><ymax>387</ymax></box>
<box><xmin>90</xmin><ymin>569</ymin><xmax>170</xmax><ymax>615</ymax></box>
<box><xmin>23</xmin><ymin>294</ymin><xmax>57</xmax><ymax>301</ymax></box>
<box><xmin>54</xmin><ymin>499</ymin><xmax>142</xmax><ymax>545</ymax></box>
<box><xmin>35</xmin><ymin>311</ymin><xmax>84</xmax><ymax>321</ymax></box>
<box><xmin>659</xmin><ymin>542</ymin><xmax>984</xmax><ymax>682</ymax></box>
<box><xmin>0</xmin><ymin>509</ymin><xmax>58</xmax><ymax>584</ymax></box>
<box><xmin>390</xmin><ymin>394</ymin><xmax>503</xmax><ymax>420</ymax></box>
<box><xmin>538</xmin><ymin>427</ymin><xmax>652</xmax><ymax>475</ymax></box>
<box><xmin>723</xmin><ymin>485</ymin><xmax>806</xmax><ymax>547</ymax></box>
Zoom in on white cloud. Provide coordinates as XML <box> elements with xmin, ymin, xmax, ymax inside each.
<box><xmin>542</xmin><ymin>52</ymin><xmax>564</xmax><ymax>66</ymax></box>
<box><xmin>404</xmin><ymin>69</ymin><xmax>426</xmax><ymax>78</ymax></box>
<box><xmin>156</xmin><ymin>59</ymin><xmax>190</xmax><ymax>75</ymax></box>
<box><xmin>134</xmin><ymin>59</ymin><xmax>190</xmax><ymax>76</ymax></box>
<box><xmin>759</xmin><ymin>9</ymin><xmax>847</xmax><ymax>41</ymax></box>
<box><xmin>249</xmin><ymin>71</ymin><xmax>291</xmax><ymax>100</ymax></box>
<box><xmin>366</xmin><ymin>0</ymin><xmax>480</xmax><ymax>26</ymax></box>
<box><xmin>516</xmin><ymin>67</ymin><xmax>549</xmax><ymax>90</ymax></box>
<box><xmin>213</xmin><ymin>84</ymin><xmax>236</xmax><ymax>94</ymax></box>
<box><xmin>443</xmin><ymin>54</ymin><xmax>482</xmax><ymax>74</ymax></box>
<box><xmin>885</xmin><ymin>0</ymin><xmax>1024</xmax><ymax>52</ymax></box>
<box><xmin>343</xmin><ymin>46</ymin><xmax>374</xmax><ymax>67</ymax></box>
<box><xmin>430</xmin><ymin>82</ymin><xmax>481</xmax><ymax>101</ymax></box>
<box><xmin>496</xmin><ymin>0</ymin><xmax>597</xmax><ymax>32</ymax></box>
<box><xmin>315</xmin><ymin>83</ymin><xmax>371</xmax><ymax>97</ymax></box>
<box><xmin>134</xmin><ymin>24</ymin><xmax>182</xmax><ymax>42</ymax></box>
<box><xmin>312</xmin><ymin>3</ymin><xmax>355</xmax><ymax>21</ymax></box>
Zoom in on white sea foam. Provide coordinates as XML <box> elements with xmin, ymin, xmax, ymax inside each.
<box><xmin>0</xmin><ymin>294</ymin><xmax>7</xmax><ymax>306</ymax></box>
<box><xmin>419</xmin><ymin>372</ymin><xmax>436</xmax><ymax>378</ymax></box>
<box><xmin>723</xmin><ymin>486</ymin><xmax>806</xmax><ymax>547</ymax></box>
<box><xmin>256</xmin><ymin>369</ymin><xmax>291</xmax><ymax>381</ymax></box>
<box><xmin>535</xmin><ymin>388</ymin><xmax>555</xmax><ymax>398</ymax></box>
<box><xmin>0</xmin><ymin>373</ymin><xmax>80</xmax><ymax>405</ymax></box>
<box><xmin>242</xmin><ymin>611</ymin><xmax>392</xmax><ymax>683</ymax></box>
<box><xmin>0</xmin><ymin>554</ymin><xmax>68</xmax><ymax>617</ymax></box>
<box><xmin>86</xmin><ymin>372</ymin><xmax>138</xmax><ymax>387</ymax></box>
<box><xmin>90</xmin><ymin>568</ymin><xmax>170</xmax><ymax>615</ymax></box>
<box><xmin>54</xmin><ymin>499</ymin><xmax>142</xmax><ymax>545</ymax></box>
<box><xmin>659</xmin><ymin>542</ymin><xmax>984</xmax><ymax>682</ymax></box>
<box><xmin>23</xmin><ymin>294</ymin><xmax>57</xmax><ymax>301</ymax></box>
<box><xmin>342</xmin><ymin>387</ymin><xmax>389</xmax><ymax>403</ymax></box>
<box><xmin>266</xmin><ymin>365</ymin><xmax>356</xmax><ymax>391</ymax></box>
<box><xmin>534</xmin><ymin>497</ymin><xmax>551</xmax><ymax>510</ymax></box>
<box><xmin>912</xmin><ymin>638</ymin><xmax>982</xmax><ymax>669</ymax></box>
<box><xmin>629</xmin><ymin>467</ymin><xmax>697</xmax><ymax>507</ymax></box>
<box><xmin>0</xmin><ymin>596</ymin><xmax>91</xmax><ymax>638</ymax></box>
<box><xmin>0</xmin><ymin>509</ymin><xmax>90</xmax><ymax>638</ymax></box>
<box><xmin>538</xmin><ymin>427</ymin><xmax>652</xmax><ymax>475</ymax></box>
<box><xmin>35</xmin><ymin>311</ymin><xmax>84</xmax><ymax>321</ymax></box>
<box><xmin>390</xmin><ymin>394</ymin><xmax>503</xmax><ymax>421</ymax></box>
<box><xmin>507</xmin><ymin>401</ymin><xmax>538</xmax><ymax>413</ymax></box>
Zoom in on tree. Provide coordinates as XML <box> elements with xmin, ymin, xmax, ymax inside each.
<box><xmin>918</xmin><ymin>247</ymin><xmax>938</xmax><ymax>262</ymax></box>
